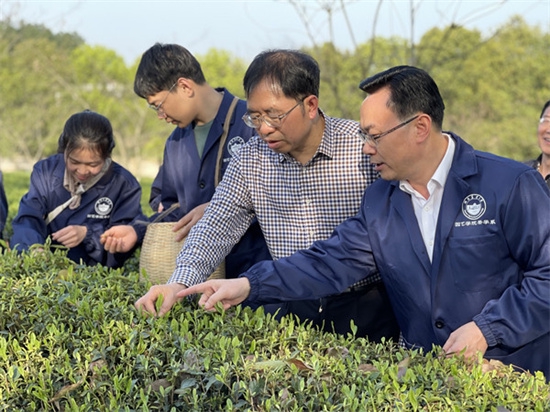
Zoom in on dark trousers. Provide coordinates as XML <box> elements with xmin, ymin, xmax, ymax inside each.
<box><xmin>262</xmin><ymin>282</ymin><xmax>400</xmax><ymax>343</ymax></box>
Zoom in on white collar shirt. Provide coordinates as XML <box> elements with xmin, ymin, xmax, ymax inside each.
<box><xmin>399</xmin><ymin>134</ymin><xmax>455</xmax><ymax>261</ymax></box>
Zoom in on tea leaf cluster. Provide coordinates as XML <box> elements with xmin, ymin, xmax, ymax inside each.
<box><xmin>0</xmin><ymin>247</ymin><xmax>548</xmax><ymax>411</ymax></box>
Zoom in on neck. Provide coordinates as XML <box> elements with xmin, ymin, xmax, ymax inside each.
<box><xmin>293</xmin><ymin>113</ymin><xmax>325</xmax><ymax>165</ymax></box>
<box><xmin>195</xmin><ymin>86</ymin><xmax>223</xmax><ymax>126</ymax></box>
<box><xmin>407</xmin><ymin>132</ymin><xmax>449</xmax><ymax>199</ymax></box>
<box><xmin>539</xmin><ymin>153</ymin><xmax>550</xmax><ymax>177</ymax></box>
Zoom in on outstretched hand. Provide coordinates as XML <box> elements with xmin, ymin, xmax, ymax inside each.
<box><xmin>134</xmin><ymin>283</ymin><xmax>187</xmax><ymax>317</ymax></box>
<box><xmin>100</xmin><ymin>225</ymin><xmax>138</xmax><ymax>253</ymax></box>
<box><xmin>443</xmin><ymin>321</ymin><xmax>488</xmax><ymax>359</ymax></box>
<box><xmin>172</xmin><ymin>202</ymin><xmax>209</xmax><ymax>242</ymax></box>
<box><xmin>176</xmin><ymin>278</ymin><xmax>251</xmax><ymax>311</ymax></box>
<box><xmin>51</xmin><ymin>225</ymin><xmax>87</xmax><ymax>248</ymax></box>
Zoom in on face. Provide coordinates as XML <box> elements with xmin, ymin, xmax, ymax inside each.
<box><xmin>360</xmin><ymin>88</ymin><xmax>418</xmax><ymax>181</ymax></box>
<box><xmin>245</xmin><ymin>80</ymin><xmax>317</xmax><ymax>160</ymax></box>
<box><xmin>538</xmin><ymin>105</ymin><xmax>550</xmax><ymax>157</ymax></box>
<box><xmin>147</xmin><ymin>80</ymin><xmax>196</xmax><ymax>128</ymax></box>
<box><xmin>66</xmin><ymin>148</ymin><xmax>105</xmax><ymax>183</ymax></box>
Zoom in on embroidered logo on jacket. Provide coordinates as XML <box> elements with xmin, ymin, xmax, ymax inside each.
<box><xmin>227</xmin><ymin>136</ymin><xmax>245</xmax><ymax>157</ymax></box>
<box><xmin>89</xmin><ymin>197</ymin><xmax>113</xmax><ymax>219</ymax></box>
<box><xmin>461</xmin><ymin>194</ymin><xmax>486</xmax><ymax>220</ymax></box>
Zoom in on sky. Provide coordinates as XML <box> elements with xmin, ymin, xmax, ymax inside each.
<box><xmin>2</xmin><ymin>0</ymin><xmax>549</xmax><ymax>65</ymax></box>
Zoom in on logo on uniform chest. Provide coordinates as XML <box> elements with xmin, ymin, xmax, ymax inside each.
<box><xmin>227</xmin><ymin>136</ymin><xmax>245</xmax><ymax>157</ymax></box>
<box><xmin>87</xmin><ymin>197</ymin><xmax>113</xmax><ymax>219</ymax></box>
<box><xmin>461</xmin><ymin>194</ymin><xmax>486</xmax><ymax>220</ymax></box>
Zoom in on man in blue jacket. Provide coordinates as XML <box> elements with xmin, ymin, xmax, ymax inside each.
<box><xmin>180</xmin><ymin>66</ymin><xmax>550</xmax><ymax>380</ymax></box>
<box><xmin>101</xmin><ymin>43</ymin><xmax>270</xmax><ymax>277</ymax></box>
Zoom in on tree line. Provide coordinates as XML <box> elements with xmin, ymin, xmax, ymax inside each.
<box><xmin>0</xmin><ymin>15</ymin><xmax>548</xmax><ymax>176</ymax></box>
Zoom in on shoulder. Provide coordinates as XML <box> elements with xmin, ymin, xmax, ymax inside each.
<box><xmin>232</xmin><ymin>136</ymin><xmax>275</xmax><ymax>164</ymax></box>
<box><xmin>110</xmin><ymin>162</ymin><xmax>141</xmax><ymax>188</ymax></box>
<box><xmin>237</xmin><ymin>135</ymin><xmax>268</xmax><ymax>154</ymax></box>
<box><xmin>473</xmin><ymin>150</ymin><xmax>534</xmax><ymax>181</ymax></box>
<box><xmin>32</xmin><ymin>154</ymin><xmax>64</xmax><ymax>175</ymax></box>
<box><xmin>324</xmin><ymin>115</ymin><xmax>359</xmax><ymax>137</ymax></box>
<box><xmin>449</xmin><ymin>133</ymin><xmax>532</xmax><ymax>180</ymax></box>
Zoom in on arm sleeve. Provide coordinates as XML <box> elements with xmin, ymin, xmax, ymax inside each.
<box><xmin>10</xmin><ymin>166</ymin><xmax>50</xmax><ymax>251</ymax></box>
<box><xmin>168</xmin><ymin>153</ymin><xmax>257</xmax><ymax>286</ymax></box>
<box><xmin>473</xmin><ymin>171</ymin><xmax>550</xmax><ymax>348</ymax></box>
<box><xmin>244</xmin><ymin>194</ymin><xmax>378</xmax><ymax>305</ymax></box>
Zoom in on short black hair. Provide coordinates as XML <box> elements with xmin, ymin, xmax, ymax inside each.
<box><xmin>134</xmin><ymin>43</ymin><xmax>206</xmax><ymax>98</ymax></box>
<box><xmin>243</xmin><ymin>49</ymin><xmax>319</xmax><ymax>100</ymax></box>
<box><xmin>359</xmin><ymin>65</ymin><xmax>445</xmax><ymax>130</ymax></box>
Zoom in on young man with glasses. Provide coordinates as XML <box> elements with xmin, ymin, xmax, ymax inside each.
<box><xmin>180</xmin><ymin>65</ymin><xmax>550</xmax><ymax>381</ymax></box>
<box><xmin>135</xmin><ymin>49</ymin><xmax>400</xmax><ymax>343</ymax></box>
<box><xmin>101</xmin><ymin>43</ymin><xmax>270</xmax><ymax>278</ymax></box>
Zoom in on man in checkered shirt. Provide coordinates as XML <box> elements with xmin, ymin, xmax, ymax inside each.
<box><xmin>135</xmin><ymin>49</ymin><xmax>399</xmax><ymax>342</ymax></box>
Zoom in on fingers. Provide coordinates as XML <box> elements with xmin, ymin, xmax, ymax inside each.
<box><xmin>172</xmin><ymin>217</ymin><xmax>191</xmax><ymax>241</ymax></box>
<box><xmin>172</xmin><ymin>216</ymin><xmax>189</xmax><ymax>233</ymax></box>
<box><xmin>176</xmin><ymin>282</ymin><xmax>210</xmax><ymax>298</ymax></box>
<box><xmin>134</xmin><ymin>295</ymin><xmax>158</xmax><ymax>317</ymax></box>
<box><xmin>174</xmin><ymin>228</ymin><xmax>188</xmax><ymax>242</ymax></box>
<box><xmin>177</xmin><ymin>282</ymin><xmax>222</xmax><ymax>311</ymax></box>
<box><xmin>442</xmin><ymin>322</ymin><xmax>488</xmax><ymax>359</ymax></box>
<box><xmin>102</xmin><ymin>236</ymin><xmax>123</xmax><ymax>254</ymax></box>
<box><xmin>52</xmin><ymin>226</ymin><xmax>83</xmax><ymax>248</ymax></box>
<box><xmin>51</xmin><ymin>226</ymin><xmax>68</xmax><ymax>241</ymax></box>
<box><xmin>172</xmin><ymin>203</ymin><xmax>207</xmax><ymax>240</ymax></box>
<box><xmin>134</xmin><ymin>284</ymin><xmax>186</xmax><ymax>317</ymax></box>
<box><xmin>177</xmin><ymin>278</ymin><xmax>251</xmax><ymax>311</ymax></box>
<box><xmin>100</xmin><ymin>228</ymin><xmax>114</xmax><ymax>245</ymax></box>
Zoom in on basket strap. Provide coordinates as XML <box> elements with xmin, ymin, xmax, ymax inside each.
<box><xmin>150</xmin><ymin>202</ymin><xmax>181</xmax><ymax>224</ymax></box>
<box><xmin>214</xmin><ymin>96</ymin><xmax>239</xmax><ymax>187</ymax></box>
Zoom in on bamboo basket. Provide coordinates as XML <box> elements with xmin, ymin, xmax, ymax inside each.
<box><xmin>139</xmin><ymin>222</ymin><xmax>225</xmax><ymax>284</ymax></box>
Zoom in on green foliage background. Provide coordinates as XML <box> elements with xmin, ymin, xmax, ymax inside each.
<box><xmin>0</xmin><ymin>16</ymin><xmax>548</xmax><ymax>176</ymax></box>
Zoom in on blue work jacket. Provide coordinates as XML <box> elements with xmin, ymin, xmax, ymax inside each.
<box><xmin>148</xmin><ymin>89</ymin><xmax>253</xmax><ymax>218</ymax></box>
<box><xmin>11</xmin><ymin>154</ymin><xmax>145</xmax><ymax>268</ymax></box>
<box><xmin>244</xmin><ymin>133</ymin><xmax>550</xmax><ymax>378</ymax></box>
<box><xmin>143</xmin><ymin>88</ymin><xmax>271</xmax><ymax>277</ymax></box>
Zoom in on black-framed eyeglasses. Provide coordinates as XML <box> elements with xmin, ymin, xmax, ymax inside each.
<box><xmin>148</xmin><ymin>82</ymin><xmax>178</xmax><ymax>117</ymax></box>
<box><xmin>358</xmin><ymin>115</ymin><xmax>419</xmax><ymax>147</ymax></box>
<box><xmin>242</xmin><ymin>97</ymin><xmax>305</xmax><ymax>129</ymax></box>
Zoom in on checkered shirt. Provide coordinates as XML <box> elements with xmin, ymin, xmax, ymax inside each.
<box><xmin>169</xmin><ymin>113</ymin><xmax>381</xmax><ymax>288</ymax></box>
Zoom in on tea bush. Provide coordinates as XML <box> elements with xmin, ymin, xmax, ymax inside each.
<box><xmin>0</xmin><ymin>246</ymin><xmax>549</xmax><ymax>411</ymax></box>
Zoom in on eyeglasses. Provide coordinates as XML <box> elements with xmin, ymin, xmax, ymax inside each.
<box><xmin>148</xmin><ymin>82</ymin><xmax>178</xmax><ymax>117</ymax></box>
<box><xmin>539</xmin><ymin>117</ymin><xmax>550</xmax><ymax>125</ymax></box>
<box><xmin>242</xmin><ymin>98</ymin><xmax>305</xmax><ymax>129</ymax></box>
<box><xmin>358</xmin><ymin>115</ymin><xmax>419</xmax><ymax>147</ymax></box>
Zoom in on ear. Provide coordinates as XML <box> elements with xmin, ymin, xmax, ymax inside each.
<box><xmin>177</xmin><ymin>78</ymin><xmax>195</xmax><ymax>97</ymax></box>
<box><xmin>415</xmin><ymin>114</ymin><xmax>431</xmax><ymax>143</ymax></box>
<box><xmin>303</xmin><ymin>95</ymin><xmax>319</xmax><ymax>120</ymax></box>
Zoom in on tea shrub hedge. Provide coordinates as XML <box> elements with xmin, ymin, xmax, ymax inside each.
<box><xmin>1</xmin><ymin>244</ymin><xmax>549</xmax><ymax>411</ymax></box>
